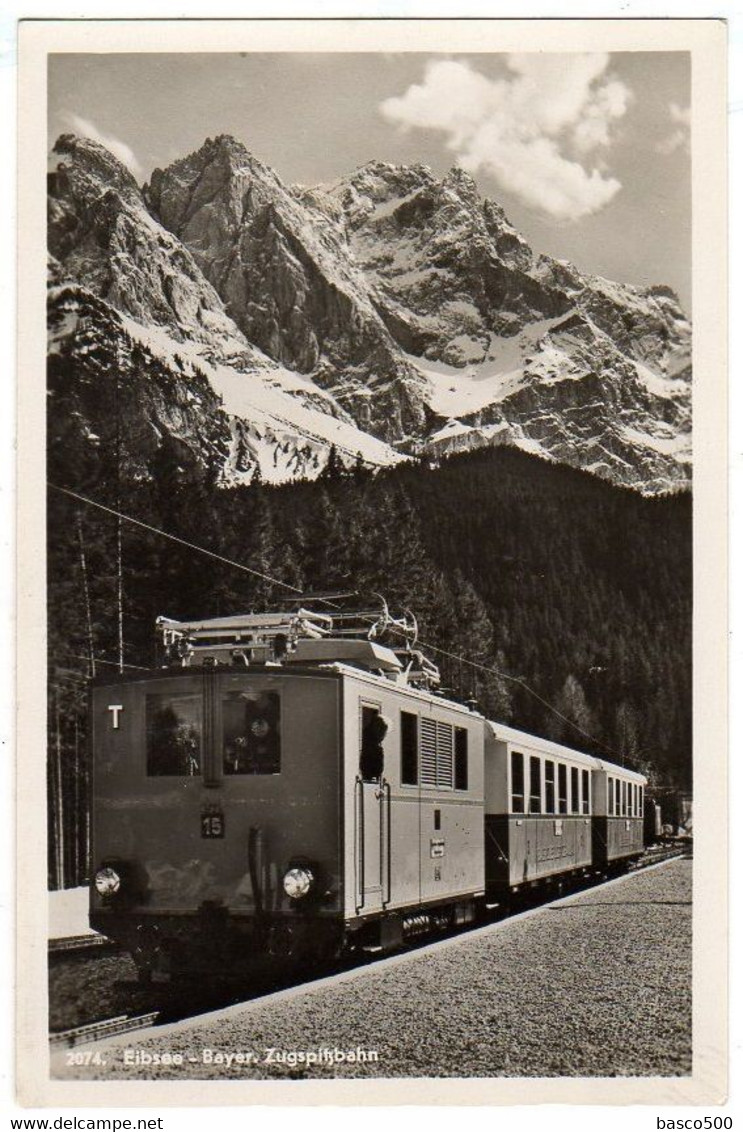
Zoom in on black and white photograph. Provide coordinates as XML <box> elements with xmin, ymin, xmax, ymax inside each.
<box><xmin>15</xmin><ymin>16</ymin><xmax>727</xmax><ymax>1107</ymax></box>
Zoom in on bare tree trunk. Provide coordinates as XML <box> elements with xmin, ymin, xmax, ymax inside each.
<box><xmin>73</xmin><ymin>711</ymin><xmax>81</xmax><ymax>886</ymax></box>
<box><xmin>76</xmin><ymin>514</ymin><xmax>96</xmax><ymax>679</ymax></box>
<box><xmin>116</xmin><ymin>513</ymin><xmax>124</xmax><ymax>674</ymax></box>
<box><xmin>53</xmin><ymin>689</ymin><xmax>65</xmax><ymax>890</ymax></box>
<box><xmin>115</xmin><ymin>344</ymin><xmax>124</xmax><ymax>674</ymax></box>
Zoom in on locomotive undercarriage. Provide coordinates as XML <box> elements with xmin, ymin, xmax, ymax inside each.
<box><xmin>92</xmin><ymin>909</ymin><xmax>346</xmax><ymax>984</ymax></box>
<box><xmin>93</xmin><ymin>895</ymin><xmax>483</xmax><ymax>982</ymax></box>
<box><xmin>92</xmin><ymin>850</ymin><xmax>643</xmax><ymax>987</ymax></box>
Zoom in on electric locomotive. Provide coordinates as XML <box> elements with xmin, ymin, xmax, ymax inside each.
<box><xmin>88</xmin><ymin>599</ymin><xmax>645</xmax><ymax>982</ymax></box>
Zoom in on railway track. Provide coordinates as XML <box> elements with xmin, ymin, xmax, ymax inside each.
<box><xmin>49</xmin><ymin>933</ymin><xmax>114</xmax><ymax>955</ymax></box>
<box><xmin>628</xmin><ymin>844</ymin><xmax>690</xmax><ymax>870</ymax></box>
<box><xmin>48</xmin><ymin>844</ymin><xmax>691</xmax><ymax>1047</ymax></box>
<box><xmin>50</xmin><ymin>1012</ymin><xmax>160</xmax><ymax>1049</ymax></box>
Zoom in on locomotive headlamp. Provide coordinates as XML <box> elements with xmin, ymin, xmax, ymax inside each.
<box><xmin>282</xmin><ymin>865</ymin><xmax>314</xmax><ymax>900</ymax></box>
<box><xmin>94</xmin><ymin>866</ymin><xmax>121</xmax><ymax>896</ymax></box>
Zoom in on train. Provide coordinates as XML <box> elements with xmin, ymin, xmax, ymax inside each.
<box><xmin>88</xmin><ymin>598</ymin><xmax>646</xmax><ymax>983</ymax></box>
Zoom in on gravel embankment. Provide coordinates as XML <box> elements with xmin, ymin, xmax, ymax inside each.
<box><xmin>53</xmin><ymin>858</ymin><xmax>691</xmax><ymax>1081</ymax></box>
<box><xmin>49</xmin><ymin>951</ymin><xmax>142</xmax><ymax>1032</ymax></box>
<box><xmin>49</xmin><ymin>949</ymin><xmax>294</xmax><ymax>1032</ymax></box>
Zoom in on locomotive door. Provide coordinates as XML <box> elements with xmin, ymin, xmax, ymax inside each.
<box><xmin>355</xmin><ymin>703</ymin><xmax>390</xmax><ymax>913</ymax></box>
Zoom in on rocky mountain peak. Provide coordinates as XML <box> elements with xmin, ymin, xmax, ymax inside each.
<box><xmin>48</xmin><ymin>132</ymin><xmax>259</xmax><ymax>356</ymax></box>
<box><xmin>48</xmin><ymin>131</ymin><xmax>693</xmax><ymax>495</ymax></box>
<box><xmin>50</xmin><ymin>133</ymin><xmax>143</xmax><ymax>210</ymax></box>
<box><xmin>441</xmin><ymin>165</ymin><xmax>481</xmax><ymax>205</ymax></box>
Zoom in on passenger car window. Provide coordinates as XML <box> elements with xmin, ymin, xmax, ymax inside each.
<box><xmin>146</xmin><ymin>693</ymin><xmax>202</xmax><ymax>776</ymax></box>
<box><xmin>557</xmin><ymin>763</ymin><xmax>568</xmax><ymax>814</ymax></box>
<box><xmin>529</xmin><ymin>756</ymin><xmax>541</xmax><ymax>813</ymax></box>
<box><xmin>582</xmin><ymin>769</ymin><xmax>590</xmax><ymax>814</ymax></box>
<box><xmin>222</xmin><ymin>690</ymin><xmax>280</xmax><ymax>775</ymax></box>
<box><xmin>545</xmin><ymin>760</ymin><xmax>555</xmax><ymax>813</ymax></box>
<box><xmin>570</xmin><ymin>766</ymin><xmax>579</xmax><ymax>814</ymax></box>
<box><xmin>510</xmin><ymin>750</ymin><xmax>524</xmax><ymax>812</ymax></box>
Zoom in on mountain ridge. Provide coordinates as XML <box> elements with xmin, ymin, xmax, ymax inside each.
<box><xmin>47</xmin><ymin>131</ymin><xmax>692</xmax><ymax>494</ymax></box>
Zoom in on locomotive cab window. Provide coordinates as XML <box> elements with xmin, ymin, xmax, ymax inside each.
<box><xmin>222</xmin><ymin>690</ymin><xmax>281</xmax><ymax>775</ymax></box>
<box><xmin>360</xmin><ymin>705</ymin><xmax>387</xmax><ymax>783</ymax></box>
<box><xmin>400</xmin><ymin>711</ymin><xmax>418</xmax><ymax>786</ymax></box>
<box><xmin>146</xmin><ymin>693</ymin><xmax>202</xmax><ymax>776</ymax></box>
<box><xmin>454</xmin><ymin>728</ymin><xmax>468</xmax><ymax>791</ymax></box>
<box><xmin>510</xmin><ymin>751</ymin><xmax>525</xmax><ymax>813</ymax></box>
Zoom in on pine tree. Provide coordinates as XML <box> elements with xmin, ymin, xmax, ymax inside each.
<box><xmin>319</xmin><ymin>444</ymin><xmax>345</xmax><ymax>482</ymax></box>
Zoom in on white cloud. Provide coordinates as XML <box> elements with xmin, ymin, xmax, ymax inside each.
<box><xmin>656</xmin><ymin>101</ymin><xmax>691</xmax><ymax>156</ymax></box>
<box><xmin>60</xmin><ymin>112</ymin><xmax>143</xmax><ymax>179</ymax></box>
<box><xmin>379</xmin><ymin>55</ymin><xmax>632</xmax><ymax>222</ymax></box>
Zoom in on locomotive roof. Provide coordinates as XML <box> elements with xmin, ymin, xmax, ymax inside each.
<box><xmin>88</xmin><ymin>657</ymin><xmax>479</xmax><ymax>717</ymax></box>
<box><xmin>487</xmin><ymin>720</ymin><xmax>646</xmax><ymax>782</ymax></box>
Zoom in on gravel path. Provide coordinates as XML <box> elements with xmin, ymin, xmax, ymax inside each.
<box><xmin>53</xmin><ymin>858</ymin><xmax>691</xmax><ymax>1081</ymax></box>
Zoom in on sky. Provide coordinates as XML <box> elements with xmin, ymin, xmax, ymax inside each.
<box><xmin>48</xmin><ymin>51</ymin><xmax>691</xmax><ymax>310</ymax></box>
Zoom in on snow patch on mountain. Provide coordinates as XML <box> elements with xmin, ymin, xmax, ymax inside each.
<box><xmin>115</xmin><ymin>311</ymin><xmax>403</xmax><ymax>483</ymax></box>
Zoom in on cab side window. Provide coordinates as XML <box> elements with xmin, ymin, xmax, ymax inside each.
<box><xmin>360</xmin><ymin>705</ymin><xmax>387</xmax><ymax>782</ymax></box>
<box><xmin>400</xmin><ymin>711</ymin><xmax>418</xmax><ymax>786</ymax></box>
<box><xmin>454</xmin><ymin>728</ymin><xmax>468</xmax><ymax>791</ymax></box>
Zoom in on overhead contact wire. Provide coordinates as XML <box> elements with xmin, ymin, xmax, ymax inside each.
<box><xmin>48</xmin><ymin>483</ymin><xmax>303</xmax><ymax>594</ymax></box>
<box><xmin>49</xmin><ymin>481</ymin><xmax>627</xmax><ymax>761</ymax></box>
<box><xmin>417</xmin><ymin>640</ymin><xmax>625</xmax><ymax>762</ymax></box>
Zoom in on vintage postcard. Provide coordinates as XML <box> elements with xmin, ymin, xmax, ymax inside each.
<box><xmin>16</xmin><ymin>17</ymin><xmax>727</xmax><ymax>1109</ymax></box>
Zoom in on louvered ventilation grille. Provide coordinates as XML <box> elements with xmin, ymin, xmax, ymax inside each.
<box><xmin>419</xmin><ymin>718</ymin><xmax>454</xmax><ymax>788</ymax></box>
<box><xmin>436</xmin><ymin>722</ymin><xmax>453</xmax><ymax>787</ymax></box>
<box><xmin>421</xmin><ymin>719</ymin><xmax>437</xmax><ymax>785</ymax></box>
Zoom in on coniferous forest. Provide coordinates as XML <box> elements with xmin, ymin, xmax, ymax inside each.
<box><xmin>47</xmin><ymin>423</ymin><xmax>691</xmax><ymax>887</ymax></box>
